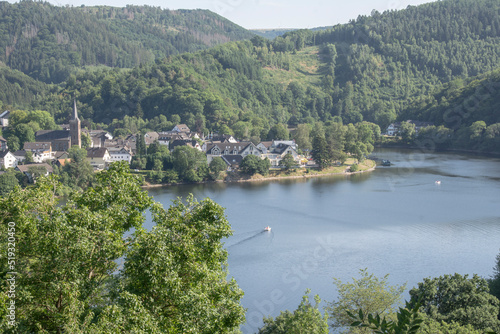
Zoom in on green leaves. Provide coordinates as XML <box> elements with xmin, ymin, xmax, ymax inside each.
<box><xmin>0</xmin><ymin>162</ymin><xmax>244</xmax><ymax>332</ymax></box>
<box><xmin>347</xmin><ymin>300</ymin><xmax>423</xmax><ymax>334</ymax></box>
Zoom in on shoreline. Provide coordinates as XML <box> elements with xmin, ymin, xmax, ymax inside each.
<box><xmin>141</xmin><ymin>159</ymin><xmax>377</xmax><ymax>188</ymax></box>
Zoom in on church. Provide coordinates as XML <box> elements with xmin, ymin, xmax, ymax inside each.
<box><xmin>35</xmin><ymin>100</ymin><xmax>81</xmax><ymax>151</ymax></box>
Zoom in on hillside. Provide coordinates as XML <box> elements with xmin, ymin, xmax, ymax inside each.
<box><xmin>0</xmin><ymin>1</ymin><xmax>254</xmax><ymax>83</ymax></box>
<box><xmin>1</xmin><ymin>0</ymin><xmax>499</xmax><ymax>153</ymax></box>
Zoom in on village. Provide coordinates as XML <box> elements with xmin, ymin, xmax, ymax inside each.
<box><xmin>0</xmin><ymin>103</ymin><xmax>435</xmax><ymax>183</ymax></box>
<box><xmin>0</xmin><ymin>103</ymin><xmax>311</xmax><ymax>182</ymax></box>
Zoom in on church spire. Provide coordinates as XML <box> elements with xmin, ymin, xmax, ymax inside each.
<box><xmin>73</xmin><ymin>99</ymin><xmax>79</xmax><ymax>121</ymax></box>
<box><xmin>69</xmin><ymin>99</ymin><xmax>81</xmax><ymax>148</ymax></box>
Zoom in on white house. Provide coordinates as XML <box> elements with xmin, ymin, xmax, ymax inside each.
<box><xmin>86</xmin><ymin>147</ymin><xmax>111</xmax><ymax>170</ymax></box>
<box><xmin>0</xmin><ymin>110</ymin><xmax>10</xmax><ymax>127</ymax></box>
<box><xmin>108</xmin><ymin>147</ymin><xmax>132</xmax><ymax>164</ymax></box>
<box><xmin>0</xmin><ymin>150</ymin><xmax>17</xmax><ymax>169</ymax></box>
<box><xmin>205</xmin><ymin>142</ymin><xmax>261</xmax><ymax>164</ymax></box>
<box><xmin>23</xmin><ymin>142</ymin><xmax>52</xmax><ymax>163</ymax></box>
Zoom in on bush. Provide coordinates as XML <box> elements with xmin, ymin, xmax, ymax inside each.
<box><xmin>350</xmin><ymin>164</ymin><xmax>359</xmax><ymax>172</ymax></box>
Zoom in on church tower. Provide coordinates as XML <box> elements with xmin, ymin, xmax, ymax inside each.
<box><xmin>69</xmin><ymin>99</ymin><xmax>81</xmax><ymax>148</ymax></box>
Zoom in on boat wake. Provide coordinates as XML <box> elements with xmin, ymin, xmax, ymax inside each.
<box><xmin>226</xmin><ymin>230</ymin><xmax>268</xmax><ymax>248</ymax></box>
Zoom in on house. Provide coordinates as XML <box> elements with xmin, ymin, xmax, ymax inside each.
<box><xmin>262</xmin><ymin>143</ymin><xmax>300</xmax><ymax>167</ymax></box>
<box><xmin>205</xmin><ymin>142</ymin><xmax>261</xmax><ymax>164</ymax></box>
<box><xmin>144</xmin><ymin>132</ymin><xmax>159</xmax><ymax>145</ymax></box>
<box><xmin>386</xmin><ymin>120</ymin><xmax>434</xmax><ymax>136</ymax></box>
<box><xmin>169</xmin><ymin>139</ymin><xmax>202</xmax><ymax>152</ymax></box>
<box><xmin>86</xmin><ymin>147</ymin><xmax>110</xmax><ymax>170</ymax></box>
<box><xmin>83</xmin><ymin>130</ymin><xmax>113</xmax><ymax>148</ymax></box>
<box><xmin>172</xmin><ymin>124</ymin><xmax>191</xmax><ymax>133</ymax></box>
<box><xmin>107</xmin><ymin>147</ymin><xmax>132</xmax><ymax>164</ymax></box>
<box><xmin>221</xmin><ymin>155</ymin><xmax>243</xmax><ymax>171</ymax></box>
<box><xmin>54</xmin><ymin>158</ymin><xmax>71</xmax><ymax>168</ymax></box>
<box><xmin>0</xmin><ymin>150</ymin><xmax>17</xmax><ymax>169</ymax></box>
<box><xmin>256</xmin><ymin>141</ymin><xmax>273</xmax><ymax>154</ymax></box>
<box><xmin>23</xmin><ymin>142</ymin><xmax>52</xmax><ymax>163</ymax></box>
<box><xmin>0</xmin><ymin>110</ymin><xmax>10</xmax><ymax>127</ymax></box>
<box><xmin>157</xmin><ymin>131</ymin><xmax>190</xmax><ymax>146</ymax></box>
<box><xmin>16</xmin><ymin>163</ymin><xmax>53</xmax><ymax>183</ymax></box>
<box><xmin>205</xmin><ymin>133</ymin><xmax>238</xmax><ymax>143</ymax></box>
<box><xmin>0</xmin><ymin>136</ymin><xmax>8</xmax><ymax>151</ymax></box>
<box><xmin>272</xmin><ymin>140</ymin><xmax>298</xmax><ymax>150</ymax></box>
<box><xmin>12</xmin><ymin>150</ymin><xmax>26</xmax><ymax>164</ymax></box>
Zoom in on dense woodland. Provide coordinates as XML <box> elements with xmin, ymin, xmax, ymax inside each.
<box><xmin>0</xmin><ymin>1</ymin><xmax>253</xmax><ymax>83</ymax></box>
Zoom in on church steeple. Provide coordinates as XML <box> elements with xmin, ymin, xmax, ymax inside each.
<box><xmin>69</xmin><ymin>99</ymin><xmax>81</xmax><ymax>148</ymax></box>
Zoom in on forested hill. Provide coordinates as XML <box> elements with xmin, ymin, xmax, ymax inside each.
<box><xmin>0</xmin><ymin>1</ymin><xmax>254</xmax><ymax>83</ymax></box>
<box><xmin>2</xmin><ymin>0</ymin><xmax>500</xmax><ymax>153</ymax></box>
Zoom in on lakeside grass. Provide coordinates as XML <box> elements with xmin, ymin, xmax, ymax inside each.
<box><xmin>139</xmin><ymin>159</ymin><xmax>376</xmax><ymax>187</ymax></box>
<box><xmin>226</xmin><ymin>158</ymin><xmax>376</xmax><ymax>182</ymax></box>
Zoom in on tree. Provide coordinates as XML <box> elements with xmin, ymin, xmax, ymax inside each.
<box><xmin>311</xmin><ymin>134</ymin><xmax>331</xmax><ymax>170</ymax></box>
<box><xmin>400</xmin><ymin>121</ymin><xmax>416</xmax><ymax>144</ymax></box>
<box><xmin>24</xmin><ymin>151</ymin><xmax>34</xmax><ymax>163</ymax></box>
<box><xmin>279</xmin><ymin>153</ymin><xmax>296</xmax><ymax>172</ymax></box>
<box><xmin>240</xmin><ymin>154</ymin><xmax>261</xmax><ymax>175</ymax></box>
<box><xmin>122</xmin><ymin>195</ymin><xmax>245</xmax><ymax>333</ymax></box>
<box><xmin>27</xmin><ymin>165</ymin><xmax>48</xmax><ymax>182</ymax></box>
<box><xmin>0</xmin><ymin>169</ymin><xmax>19</xmax><ymax>196</ymax></box>
<box><xmin>326</xmin><ymin>269</ymin><xmax>406</xmax><ymax>333</ymax></box>
<box><xmin>81</xmin><ymin>133</ymin><xmax>92</xmax><ymax>149</ymax></box>
<box><xmin>60</xmin><ymin>146</ymin><xmax>95</xmax><ymax>189</ymax></box>
<box><xmin>488</xmin><ymin>250</ymin><xmax>500</xmax><ymax>304</ymax></box>
<box><xmin>268</xmin><ymin>123</ymin><xmax>289</xmax><ymax>140</ymax></box>
<box><xmin>0</xmin><ymin>163</ymin><xmax>245</xmax><ymax>333</ymax></box>
<box><xmin>171</xmin><ymin>145</ymin><xmax>208</xmax><ymax>182</ymax></box>
<box><xmin>292</xmin><ymin>124</ymin><xmax>312</xmax><ymax>152</ymax></box>
<box><xmin>258</xmin><ymin>290</ymin><xmax>328</xmax><ymax>334</ymax></box>
<box><xmin>209</xmin><ymin>156</ymin><xmax>227</xmax><ymax>180</ymax></box>
<box><xmin>408</xmin><ymin>273</ymin><xmax>500</xmax><ymax>332</ymax></box>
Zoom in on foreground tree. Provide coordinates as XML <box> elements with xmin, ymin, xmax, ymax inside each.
<box><xmin>240</xmin><ymin>155</ymin><xmax>270</xmax><ymax>176</ymax></box>
<box><xmin>488</xmin><ymin>250</ymin><xmax>500</xmax><ymax>305</ymax></box>
<box><xmin>326</xmin><ymin>269</ymin><xmax>406</xmax><ymax>333</ymax></box>
<box><xmin>122</xmin><ymin>195</ymin><xmax>245</xmax><ymax>333</ymax></box>
<box><xmin>258</xmin><ymin>290</ymin><xmax>328</xmax><ymax>334</ymax></box>
<box><xmin>0</xmin><ymin>162</ymin><xmax>245</xmax><ymax>333</ymax></box>
<box><xmin>408</xmin><ymin>273</ymin><xmax>500</xmax><ymax>332</ymax></box>
<box><xmin>279</xmin><ymin>153</ymin><xmax>296</xmax><ymax>172</ymax></box>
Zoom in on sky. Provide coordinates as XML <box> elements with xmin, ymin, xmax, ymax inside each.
<box><xmin>13</xmin><ymin>0</ymin><xmax>436</xmax><ymax>29</ymax></box>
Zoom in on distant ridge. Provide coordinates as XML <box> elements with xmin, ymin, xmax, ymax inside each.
<box><xmin>0</xmin><ymin>1</ymin><xmax>255</xmax><ymax>83</ymax></box>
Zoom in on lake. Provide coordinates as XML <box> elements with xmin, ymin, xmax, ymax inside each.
<box><xmin>146</xmin><ymin>148</ymin><xmax>500</xmax><ymax>333</ymax></box>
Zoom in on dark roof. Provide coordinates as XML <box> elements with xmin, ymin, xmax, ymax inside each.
<box><xmin>16</xmin><ymin>163</ymin><xmax>53</xmax><ymax>174</ymax></box>
<box><xmin>0</xmin><ymin>150</ymin><xmax>12</xmax><ymax>158</ymax></box>
<box><xmin>206</xmin><ymin>142</ymin><xmax>253</xmax><ymax>154</ymax></box>
<box><xmin>24</xmin><ymin>142</ymin><xmax>51</xmax><ymax>150</ymax></box>
<box><xmin>221</xmin><ymin>155</ymin><xmax>243</xmax><ymax>166</ymax></box>
<box><xmin>272</xmin><ymin>143</ymin><xmax>292</xmax><ymax>154</ymax></box>
<box><xmin>13</xmin><ymin>150</ymin><xmax>26</xmax><ymax>157</ymax></box>
<box><xmin>35</xmin><ymin>130</ymin><xmax>70</xmax><ymax>141</ymax></box>
<box><xmin>87</xmin><ymin>147</ymin><xmax>109</xmax><ymax>158</ymax></box>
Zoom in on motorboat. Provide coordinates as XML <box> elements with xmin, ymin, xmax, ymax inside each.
<box><xmin>435</xmin><ymin>180</ymin><xmax>441</xmax><ymax>185</ymax></box>
<box><xmin>381</xmin><ymin>160</ymin><xmax>391</xmax><ymax>166</ymax></box>
<box><xmin>264</xmin><ymin>226</ymin><xmax>271</xmax><ymax>232</ymax></box>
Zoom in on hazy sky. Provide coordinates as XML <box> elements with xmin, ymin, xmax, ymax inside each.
<box><xmin>17</xmin><ymin>0</ymin><xmax>436</xmax><ymax>29</ymax></box>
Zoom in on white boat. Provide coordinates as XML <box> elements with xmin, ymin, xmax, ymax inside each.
<box><xmin>264</xmin><ymin>226</ymin><xmax>271</xmax><ymax>232</ymax></box>
<box><xmin>435</xmin><ymin>181</ymin><xmax>441</xmax><ymax>185</ymax></box>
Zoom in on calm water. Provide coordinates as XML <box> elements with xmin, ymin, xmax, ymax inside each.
<box><xmin>146</xmin><ymin>149</ymin><xmax>500</xmax><ymax>333</ymax></box>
